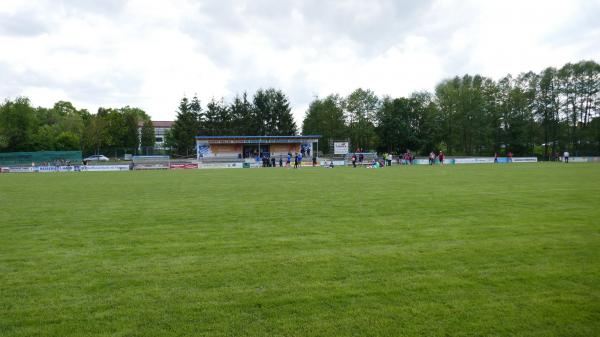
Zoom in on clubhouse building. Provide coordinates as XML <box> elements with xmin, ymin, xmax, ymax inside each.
<box><xmin>195</xmin><ymin>135</ymin><xmax>321</xmax><ymax>160</ymax></box>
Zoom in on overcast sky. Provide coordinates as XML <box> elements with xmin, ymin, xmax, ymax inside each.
<box><xmin>1</xmin><ymin>0</ymin><xmax>599</xmax><ymax>124</ymax></box>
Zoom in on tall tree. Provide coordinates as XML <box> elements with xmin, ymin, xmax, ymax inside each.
<box><xmin>140</xmin><ymin>119</ymin><xmax>155</xmax><ymax>153</ymax></box>
<box><xmin>167</xmin><ymin>97</ymin><xmax>200</xmax><ymax>156</ymax></box>
<box><xmin>302</xmin><ymin>95</ymin><xmax>346</xmax><ymax>154</ymax></box>
<box><xmin>345</xmin><ymin>88</ymin><xmax>379</xmax><ymax>151</ymax></box>
<box><xmin>230</xmin><ymin>92</ymin><xmax>254</xmax><ymax>134</ymax></box>
<box><xmin>0</xmin><ymin>97</ymin><xmax>37</xmax><ymax>151</ymax></box>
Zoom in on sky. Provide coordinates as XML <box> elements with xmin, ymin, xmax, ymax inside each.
<box><xmin>1</xmin><ymin>0</ymin><xmax>599</xmax><ymax>125</ymax></box>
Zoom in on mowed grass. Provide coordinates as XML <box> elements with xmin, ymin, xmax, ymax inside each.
<box><xmin>0</xmin><ymin>164</ymin><xmax>599</xmax><ymax>337</ymax></box>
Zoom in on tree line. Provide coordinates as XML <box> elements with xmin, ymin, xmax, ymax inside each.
<box><xmin>0</xmin><ymin>98</ymin><xmax>155</xmax><ymax>156</ymax></box>
<box><xmin>1</xmin><ymin>60</ymin><xmax>598</xmax><ymax>158</ymax></box>
<box><xmin>304</xmin><ymin>60</ymin><xmax>600</xmax><ymax>157</ymax></box>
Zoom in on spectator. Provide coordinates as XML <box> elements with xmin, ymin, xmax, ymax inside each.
<box><xmin>439</xmin><ymin>151</ymin><xmax>445</xmax><ymax>165</ymax></box>
<box><xmin>351</xmin><ymin>154</ymin><xmax>357</xmax><ymax>168</ymax></box>
<box><xmin>507</xmin><ymin>151</ymin><xmax>513</xmax><ymax>163</ymax></box>
<box><xmin>429</xmin><ymin>151</ymin><xmax>435</xmax><ymax>165</ymax></box>
<box><xmin>563</xmin><ymin>150</ymin><xmax>569</xmax><ymax>163</ymax></box>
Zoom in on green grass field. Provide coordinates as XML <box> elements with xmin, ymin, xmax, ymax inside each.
<box><xmin>1</xmin><ymin>164</ymin><xmax>599</xmax><ymax>337</ymax></box>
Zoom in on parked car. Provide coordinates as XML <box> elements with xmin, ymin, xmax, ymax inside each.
<box><xmin>83</xmin><ymin>155</ymin><xmax>109</xmax><ymax>162</ymax></box>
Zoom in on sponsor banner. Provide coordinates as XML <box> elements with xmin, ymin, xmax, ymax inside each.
<box><xmin>0</xmin><ymin>167</ymin><xmax>9</xmax><ymax>173</ymax></box>
<box><xmin>6</xmin><ymin>167</ymin><xmax>34</xmax><ymax>173</ymax></box>
<box><xmin>197</xmin><ymin>142</ymin><xmax>213</xmax><ymax>158</ymax></box>
<box><xmin>454</xmin><ymin>157</ymin><xmax>495</xmax><ymax>164</ymax></box>
<box><xmin>333</xmin><ymin>142</ymin><xmax>349</xmax><ymax>155</ymax></box>
<box><xmin>170</xmin><ymin>163</ymin><xmax>198</xmax><ymax>169</ymax></box>
<box><xmin>36</xmin><ymin>166</ymin><xmax>58</xmax><ymax>172</ymax></box>
<box><xmin>511</xmin><ymin>157</ymin><xmax>538</xmax><ymax>163</ymax></box>
<box><xmin>198</xmin><ymin>162</ymin><xmax>244</xmax><ymax>169</ymax></box>
<box><xmin>134</xmin><ymin>163</ymin><xmax>168</xmax><ymax>170</ymax></box>
<box><xmin>568</xmin><ymin>157</ymin><xmax>600</xmax><ymax>163</ymax></box>
<box><xmin>83</xmin><ymin>165</ymin><xmax>130</xmax><ymax>171</ymax></box>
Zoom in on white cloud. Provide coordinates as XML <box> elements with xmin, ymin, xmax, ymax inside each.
<box><xmin>0</xmin><ymin>0</ymin><xmax>598</xmax><ymax>125</ymax></box>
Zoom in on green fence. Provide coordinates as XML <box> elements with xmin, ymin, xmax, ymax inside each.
<box><xmin>0</xmin><ymin>151</ymin><xmax>82</xmax><ymax>166</ymax></box>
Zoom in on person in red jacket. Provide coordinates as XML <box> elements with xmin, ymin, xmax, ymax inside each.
<box><xmin>438</xmin><ymin>151</ymin><xmax>445</xmax><ymax>165</ymax></box>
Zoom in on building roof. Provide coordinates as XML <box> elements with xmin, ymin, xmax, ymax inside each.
<box><xmin>195</xmin><ymin>135</ymin><xmax>321</xmax><ymax>144</ymax></box>
<box><xmin>195</xmin><ymin>135</ymin><xmax>321</xmax><ymax>139</ymax></box>
<box><xmin>152</xmin><ymin>121</ymin><xmax>174</xmax><ymax>128</ymax></box>
<box><xmin>137</xmin><ymin>120</ymin><xmax>174</xmax><ymax>128</ymax></box>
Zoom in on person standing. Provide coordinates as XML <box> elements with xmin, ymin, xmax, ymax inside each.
<box><xmin>439</xmin><ymin>151</ymin><xmax>445</xmax><ymax>165</ymax></box>
<box><xmin>563</xmin><ymin>150</ymin><xmax>569</xmax><ymax>163</ymax></box>
<box><xmin>494</xmin><ymin>152</ymin><xmax>498</xmax><ymax>163</ymax></box>
<box><xmin>279</xmin><ymin>156</ymin><xmax>283</xmax><ymax>167</ymax></box>
<box><xmin>294</xmin><ymin>153</ymin><xmax>299</xmax><ymax>169</ymax></box>
<box><xmin>358</xmin><ymin>153</ymin><xmax>364</xmax><ymax>165</ymax></box>
<box><xmin>429</xmin><ymin>151</ymin><xmax>435</xmax><ymax>165</ymax></box>
<box><xmin>507</xmin><ymin>151</ymin><xmax>513</xmax><ymax>163</ymax></box>
<box><xmin>287</xmin><ymin>152</ymin><xmax>292</xmax><ymax>167</ymax></box>
<box><xmin>351</xmin><ymin>154</ymin><xmax>357</xmax><ymax>168</ymax></box>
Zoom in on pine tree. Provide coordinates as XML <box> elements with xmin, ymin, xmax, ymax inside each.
<box><xmin>167</xmin><ymin>97</ymin><xmax>200</xmax><ymax>156</ymax></box>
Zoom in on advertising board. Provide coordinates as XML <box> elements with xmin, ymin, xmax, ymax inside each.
<box><xmin>511</xmin><ymin>157</ymin><xmax>538</xmax><ymax>163</ymax></box>
<box><xmin>454</xmin><ymin>158</ymin><xmax>495</xmax><ymax>164</ymax></box>
<box><xmin>6</xmin><ymin>167</ymin><xmax>33</xmax><ymax>173</ymax></box>
<box><xmin>170</xmin><ymin>163</ymin><xmax>199</xmax><ymax>169</ymax></box>
<box><xmin>83</xmin><ymin>165</ymin><xmax>130</xmax><ymax>171</ymax></box>
<box><xmin>133</xmin><ymin>163</ymin><xmax>169</xmax><ymax>170</ymax></box>
<box><xmin>333</xmin><ymin>142</ymin><xmax>349</xmax><ymax>155</ymax></box>
<box><xmin>198</xmin><ymin>162</ymin><xmax>244</xmax><ymax>169</ymax></box>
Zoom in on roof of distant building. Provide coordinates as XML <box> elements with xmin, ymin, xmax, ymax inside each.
<box><xmin>138</xmin><ymin>120</ymin><xmax>174</xmax><ymax>128</ymax></box>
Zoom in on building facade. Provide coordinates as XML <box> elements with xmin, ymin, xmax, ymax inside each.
<box><xmin>138</xmin><ymin>121</ymin><xmax>174</xmax><ymax>150</ymax></box>
<box><xmin>195</xmin><ymin>135</ymin><xmax>321</xmax><ymax>161</ymax></box>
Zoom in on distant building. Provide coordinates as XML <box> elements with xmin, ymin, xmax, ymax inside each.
<box><xmin>195</xmin><ymin>135</ymin><xmax>321</xmax><ymax>161</ymax></box>
<box><xmin>138</xmin><ymin>121</ymin><xmax>174</xmax><ymax>150</ymax></box>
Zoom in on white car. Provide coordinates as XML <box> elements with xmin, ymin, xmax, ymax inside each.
<box><xmin>83</xmin><ymin>155</ymin><xmax>109</xmax><ymax>162</ymax></box>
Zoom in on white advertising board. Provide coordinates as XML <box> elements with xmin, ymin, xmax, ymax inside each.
<box><xmin>454</xmin><ymin>157</ymin><xmax>495</xmax><ymax>164</ymax></box>
<box><xmin>7</xmin><ymin>167</ymin><xmax>33</xmax><ymax>173</ymax></box>
<box><xmin>511</xmin><ymin>157</ymin><xmax>538</xmax><ymax>163</ymax></box>
<box><xmin>82</xmin><ymin>165</ymin><xmax>130</xmax><ymax>171</ymax></box>
<box><xmin>198</xmin><ymin>162</ymin><xmax>244</xmax><ymax>169</ymax></box>
<box><xmin>333</xmin><ymin>142</ymin><xmax>349</xmax><ymax>155</ymax></box>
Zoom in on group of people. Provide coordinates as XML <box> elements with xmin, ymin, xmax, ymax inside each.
<box><xmin>428</xmin><ymin>151</ymin><xmax>445</xmax><ymax>165</ymax></box>
<box><xmin>350</xmin><ymin>153</ymin><xmax>366</xmax><ymax>167</ymax></box>
<box><xmin>259</xmin><ymin>152</ymin><xmax>318</xmax><ymax>168</ymax></box>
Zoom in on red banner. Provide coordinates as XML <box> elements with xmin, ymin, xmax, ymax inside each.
<box><xmin>169</xmin><ymin>163</ymin><xmax>198</xmax><ymax>169</ymax></box>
